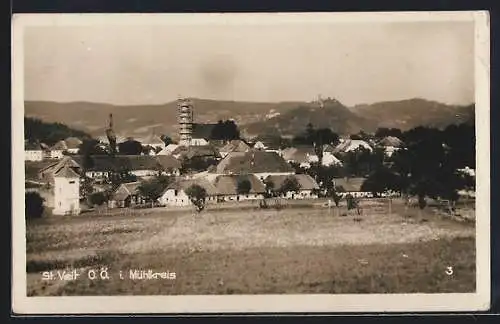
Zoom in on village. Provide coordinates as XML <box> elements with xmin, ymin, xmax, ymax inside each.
<box><xmin>24</xmin><ymin>98</ymin><xmax>476</xmax><ymax>218</ymax></box>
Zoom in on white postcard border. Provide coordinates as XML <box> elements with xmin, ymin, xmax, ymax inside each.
<box><xmin>11</xmin><ymin>11</ymin><xmax>491</xmax><ymax>314</ymax></box>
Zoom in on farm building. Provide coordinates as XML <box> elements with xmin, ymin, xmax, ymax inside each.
<box><xmin>219</xmin><ymin>139</ymin><xmax>251</xmax><ymax>158</ymax></box>
<box><xmin>333</xmin><ymin>139</ymin><xmax>373</xmax><ymax>154</ymax></box>
<box><xmin>265</xmin><ymin>174</ymin><xmax>320</xmax><ymax>199</ymax></box>
<box><xmin>282</xmin><ymin>146</ymin><xmax>342</xmax><ymax>168</ymax></box>
<box><xmin>170</xmin><ymin>144</ymin><xmax>221</xmax><ymax>161</ymax></box>
<box><xmin>52</xmin><ymin>164</ymin><xmax>81</xmax><ymax>216</ymax></box>
<box><xmin>38</xmin><ymin>155</ymin><xmax>181</xmax><ymax>184</ymax></box>
<box><xmin>49</xmin><ymin>140</ymin><xmax>68</xmax><ymax>159</ymax></box>
<box><xmin>211</xmin><ymin>174</ymin><xmax>266</xmax><ymax>202</ymax></box>
<box><xmin>157</xmin><ymin>144</ymin><xmax>179</xmax><ymax>156</ymax></box>
<box><xmin>139</xmin><ymin>134</ymin><xmax>165</xmax><ymax>152</ymax></box>
<box><xmin>158</xmin><ymin>178</ymin><xmax>218</xmax><ymax>207</ymax></box>
<box><xmin>209</xmin><ymin>150</ymin><xmax>294</xmax><ymax>180</ymax></box>
<box><xmin>378</xmin><ymin>136</ymin><xmax>404</xmax><ymax>157</ymax></box>
<box><xmin>332</xmin><ymin>177</ymin><xmax>372</xmax><ymax>198</ymax></box>
<box><xmin>38</xmin><ymin>156</ymin><xmax>82</xmax><ymax>185</ymax></box>
<box><xmin>108</xmin><ymin>182</ymin><xmax>143</xmax><ymax>208</ymax></box>
<box><xmin>25</xmin><ymin>142</ymin><xmax>47</xmax><ymax>161</ymax></box>
<box><xmin>64</xmin><ymin>137</ymin><xmax>83</xmax><ymax>154</ymax></box>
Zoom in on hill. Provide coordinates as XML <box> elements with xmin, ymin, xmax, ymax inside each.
<box><xmin>242</xmin><ymin>98</ymin><xmax>373</xmax><ymax>137</ymax></box>
<box><xmin>349</xmin><ymin>98</ymin><xmax>474</xmax><ymax>131</ymax></box>
<box><xmin>24</xmin><ymin>99</ymin><xmax>301</xmax><ymax>140</ymax></box>
<box><xmin>24</xmin><ymin>117</ymin><xmax>92</xmax><ymax>146</ymax></box>
<box><xmin>24</xmin><ymin>97</ymin><xmax>475</xmax><ymax>140</ymax></box>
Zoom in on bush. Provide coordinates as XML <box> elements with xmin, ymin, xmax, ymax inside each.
<box><xmin>89</xmin><ymin>192</ymin><xmax>107</xmax><ymax>207</ymax></box>
<box><xmin>25</xmin><ymin>191</ymin><xmax>45</xmax><ymax>219</ymax></box>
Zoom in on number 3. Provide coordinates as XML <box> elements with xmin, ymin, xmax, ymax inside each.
<box><xmin>446</xmin><ymin>266</ymin><xmax>453</xmax><ymax>275</ymax></box>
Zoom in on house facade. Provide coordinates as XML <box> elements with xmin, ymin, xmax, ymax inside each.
<box><xmin>52</xmin><ymin>165</ymin><xmax>81</xmax><ymax>215</ymax></box>
<box><xmin>158</xmin><ymin>178</ymin><xmax>218</xmax><ymax>207</ymax></box>
<box><xmin>265</xmin><ymin>174</ymin><xmax>320</xmax><ymax>199</ymax></box>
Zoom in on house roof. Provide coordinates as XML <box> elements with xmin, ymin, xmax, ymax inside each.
<box><xmin>212</xmin><ymin>150</ymin><xmax>294</xmax><ymax>174</ymax></box>
<box><xmin>111</xmin><ymin>181</ymin><xmax>141</xmax><ymax>201</ymax></box>
<box><xmin>64</xmin><ymin>137</ymin><xmax>83</xmax><ymax>149</ymax></box>
<box><xmin>192</xmin><ymin>123</ymin><xmax>217</xmax><ymax>139</ymax></box>
<box><xmin>281</xmin><ymin>146</ymin><xmax>316</xmax><ymax>163</ymax></box>
<box><xmin>220</xmin><ymin>140</ymin><xmax>251</xmax><ymax>154</ymax></box>
<box><xmin>53</xmin><ymin>165</ymin><xmax>80</xmax><ymax>178</ymax></box>
<box><xmin>140</xmin><ymin>134</ymin><xmax>165</xmax><ymax>145</ymax></box>
<box><xmin>25</xmin><ymin>142</ymin><xmax>46</xmax><ymax>151</ymax></box>
<box><xmin>69</xmin><ymin>155</ymin><xmax>175</xmax><ymax>172</ymax></box>
<box><xmin>265</xmin><ymin>174</ymin><xmax>320</xmax><ymax>191</ymax></box>
<box><xmin>172</xmin><ymin>145</ymin><xmax>221</xmax><ymax>159</ymax></box>
<box><xmin>164</xmin><ymin>178</ymin><xmax>218</xmax><ymax>196</ymax></box>
<box><xmin>50</xmin><ymin>140</ymin><xmax>68</xmax><ymax>151</ymax></box>
<box><xmin>379</xmin><ymin>136</ymin><xmax>403</xmax><ymax>147</ymax></box>
<box><xmin>333</xmin><ymin>139</ymin><xmax>373</xmax><ymax>154</ymax></box>
<box><xmin>212</xmin><ymin>174</ymin><xmax>266</xmax><ymax>195</ymax></box>
<box><xmin>155</xmin><ymin>155</ymin><xmax>182</xmax><ymax>170</ymax></box>
<box><xmin>332</xmin><ymin>177</ymin><xmax>367</xmax><ymax>192</ymax></box>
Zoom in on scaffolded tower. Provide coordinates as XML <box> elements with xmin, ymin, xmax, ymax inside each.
<box><xmin>178</xmin><ymin>98</ymin><xmax>194</xmax><ymax>146</ymax></box>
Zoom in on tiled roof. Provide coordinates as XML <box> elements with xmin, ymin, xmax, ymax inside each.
<box><xmin>213</xmin><ymin>150</ymin><xmax>294</xmax><ymax>174</ymax></box>
<box><xmin>379</xmin><ymin>136</ymin><xmax>403</xmax><ymax>147</ymax></box>
<box><xmin>64</xmin><ymin>137</ymin><xmax>83</xmax><ymax>149</ymax></box>
<box><xmin>53</xmin><ymin>165</ymin><xmax>80</xmax><ymax>178</ymax></box>
<box><xmin>212</xmin><ymin>174</ymin><xmax>266</xmax><ymax>195</ymax></box>
<box><xmin>265</xmin><ymin>174</ymin><xmax>320</xmax><ymax>191</ymax></box>
<box><xmin>220</xmin><ymin>140</ymin><xmax>251</xmax><ymax>154</ymax></box>
<box><xmin>281</xmin><ymin>146</ymin><xmax>316</xmax><ymax>163</ymax></box>
<box><xmin>164</xmin><ymin>178</ymin><xmax>218</xmax><ymax>196</ymax></box>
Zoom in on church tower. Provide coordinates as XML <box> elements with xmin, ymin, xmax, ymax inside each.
<box><xmin>178</xmin><ymin>98</ymin><xmax>193</xmax><ymax>147</ymax></box>
<box><xmin>52</xmin><ymin>165</ymin><xmax>81</xmax><ymax>216</ymax></box>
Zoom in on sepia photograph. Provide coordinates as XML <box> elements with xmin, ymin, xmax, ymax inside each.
<box><xmin>12</xmin><ymin>12</ymin><xmax>490</xmax><ymax>314</ymax></box>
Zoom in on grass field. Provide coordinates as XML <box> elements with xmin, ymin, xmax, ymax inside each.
<box><xmin>25</xmin><ymin>199</ymin><xmax>476</xmax><ymax>296</ymax></box>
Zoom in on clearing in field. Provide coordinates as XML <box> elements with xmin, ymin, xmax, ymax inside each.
<box><xmin>26</xmin><ymin>199</ymin><xmax>475</xmax><ymax>296</ymax></box>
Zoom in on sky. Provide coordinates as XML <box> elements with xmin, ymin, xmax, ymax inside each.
<box><xmin>23</xmin><ymin>19</ymin><xmax>475</xmax><ymax>107</ymax></box>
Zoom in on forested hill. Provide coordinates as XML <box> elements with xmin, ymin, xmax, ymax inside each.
<box><xmin>24</xmin><ymin>117</ymin><xmax>92</xmax><ymax>146</ymax></box>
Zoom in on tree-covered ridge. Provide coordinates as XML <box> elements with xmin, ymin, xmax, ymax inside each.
<box><xmin>24</xmin><ymin>117</ymin><xmax>92</xmax><ymax>146</ymax></box>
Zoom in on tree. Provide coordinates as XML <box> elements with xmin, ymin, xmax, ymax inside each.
<box><xmin>24</xmin><ymin>117</ymin><xmax>91</xmax><ymax>146</ymax></box>
<box><xmin>25</xmin><ymin>192</ymin><xmax>44</xmax><ymax>219</ymax></box>
<box><xmin>137</xmin><ymin>175</ymin><xmax>172</xmax><ymax>207</ymax></box>
<box><xmin>181</xmin><ymin>156</ymin><xmax>218</xmax><ymax>173</ymax></box>
<box><xmin>118</xmin><ymin>139</ymin><xmax>143</xmax><ymax>155</ymax></box>
<box><xmin>210</xmin><ymin>120</ymin><xmax>240</xmax><ymax>141</ymax></box>
<box><xmin>236</xmin><ymin>179</ymin><xmax>252</xmax><ymax>195</ymax></box>
<box><xmin>78</xmin><ymin>139</ymin><xmax>107</xmax><ymax>156</ymax></box>
<box><xmin>278</xmin><ymin>176</ymin><xmax>301</xmax><ymax>196</ymax></box>
<box><xmin>375</xmin><ymin>127</ymin><xmax>403</xmax><ymax>139</ymax></box>
<box><xmin>361</xmin><ymin>166</ymin><xmax>400</xmax><ymax>197</ymax></box>
<box><xmin>345</xmin><ymin>193</ymin><xmax>361</xmax><ymax>215</ymax></box>
<box><xmin>263</xmin><ymin>178</ymin><xmax>275</xmax><ymax>198</ymax></box>
<box><xmin>160</xmin><ymin>135</ymin><xmax>174</xmax><ymax>146</ymax></box>
<box><xmin>185</xmin><ymin>184</ymin><xmax>207</xmax><ymax>212</ymax></box>
<box><xmin>89</xmin><ymin>191</ymin><xmax>107</xmax><ymax>207</ymax></box>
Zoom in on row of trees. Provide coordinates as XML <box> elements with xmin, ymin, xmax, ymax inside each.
<box><xmin>24</xmin><ymin>117</ymin><xmax>92</xmax><ymax>146</ymax></box>
<box><xmin>361</xmin><ymin>123</ymin><xmax>475</xmax><ymax>209</ymax></box>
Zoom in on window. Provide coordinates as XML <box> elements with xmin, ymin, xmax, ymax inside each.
<box><xmin>69</xmin><ymin>181</ymin><xmax>75</xmax><ymax>184</ymax></box>
<box><xmin>174</xmin><ymin>190</ymin><xmax>178</xmax><ymax>196</ymax></box>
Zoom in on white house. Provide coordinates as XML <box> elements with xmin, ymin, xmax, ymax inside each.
<box><xmin>25</xmin><ymin>142</ymin><xmax>45</xmax><ymax>161</ymax></box>
<box><xmin>64</xmin><ymin>137</ymin><xmax>83</xmax><ymax>154</ymax></box>
<box><xmin>265</xmin><ymin>174</ymin><xmax>320</xmax><ymax>199</ymax></box>
<box><xmin>211</xmin><ymin>174</ymin><xmax>266</xmax><ymax>202</ymax></box>
<box><xmin>52</xmin><ymin>164</ymin><xmax>81</xmax><ymax>216</ymax></box>
<box><xmin>158</xmin><ymin>178</ymin><xmax>218</xmax><ymax>207</ymax></box>
<box><xmin>378</xmin><ymin>136</ymin><xmax>404</xmax><ymax>157</ymax></box>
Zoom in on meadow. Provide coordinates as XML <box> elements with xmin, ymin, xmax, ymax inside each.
<box><xmin>25</xmin><ymin>198</ymin><xmax>476</xmax><ymax>296</ymax></box>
